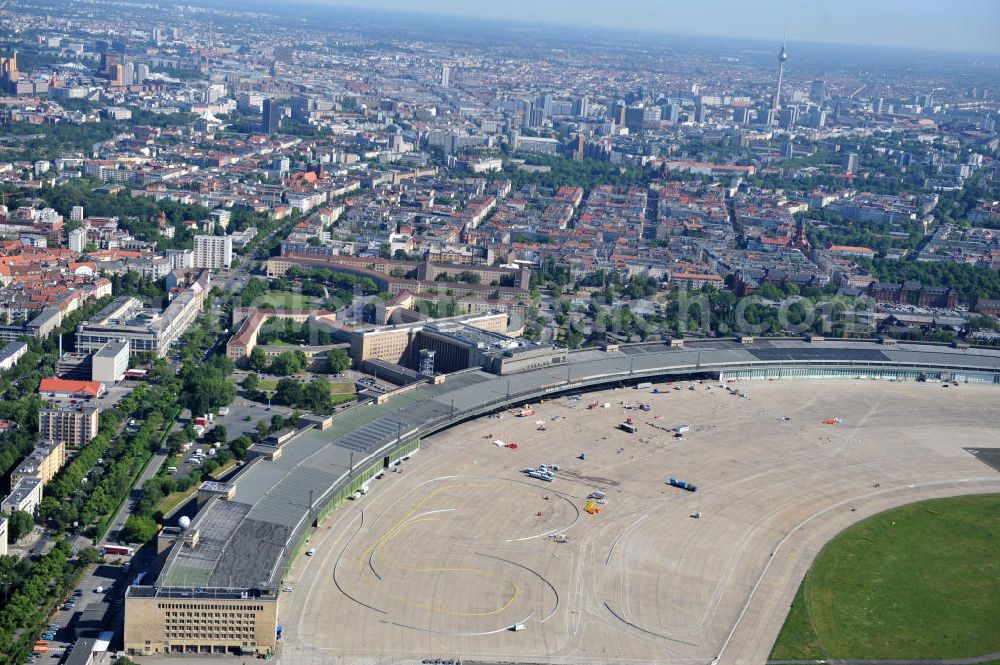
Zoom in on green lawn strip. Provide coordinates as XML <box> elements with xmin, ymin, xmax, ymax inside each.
<box><xmin>256</xmin><ymin>291</ymin><xmax>313</xmax><ymax>309</ymax></box>
<box><xmin>154</xmin><ymin>484</ymin><xmax>199</xmax><ymax>519</ymax></box>
<box><xmin>328</xmin><ymin>381</ymin><xmax>355</xmax><ymax>395</ymax></box>
<box><xmin>209</xmin><ymin>459</ymin><xmax>238</xmax><ymax>479</ymax></box>
<box><xmin>330</xmin><ymin>392</ymin><xmax>356</xmax><ymax>407</ymax></box>
<box><xmin>770</xmin><ymin>494</ymin><xmax>1000</xmax><ymax>660</ymax></box>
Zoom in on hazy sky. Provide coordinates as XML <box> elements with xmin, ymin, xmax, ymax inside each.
<box><xmin>313</xmin><ymin>0</ymin><xmax>1000</xmax><ymax>55</ymax></box>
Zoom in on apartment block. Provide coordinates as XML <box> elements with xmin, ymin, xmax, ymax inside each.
<box><xmin>39</xmin><ymin>405</ymin><xmax>99</xmax><ymax>447</ymax></box>
<box><xmin>10</xmin><ymin>439</ymin><xmax>65</xmax><ymax>488</ymax></box>
<box><xmin>193</xmin><ymin>235</ymin><xmax>233</xmax><ymax>270</ymax></box>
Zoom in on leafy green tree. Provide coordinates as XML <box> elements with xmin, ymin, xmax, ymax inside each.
<box><xmin>755</xmin><ymin>283</ymin><xmax>783</xmax><ymax>300</ymax></box>
<box><xmin>243</xmin><ymin>373</ymin><xmax>260</xmax><ymax>391</ymax></box>
<box><xmin>248</xmin><ymin>346</ymin><xmax>268</xmax><ymax>371</ymax></box>
<box><xmin>120</xmin><ymin>515</ymin><xmax>158</xmax><ymax>544</ymax></box>
<box><xmin>274</xmin><ymin>378</ymin><xmax>304</xmax><ymax>405</ymax></box>
<box><xmin>327</xmin><ymin>349</ymin><xmax>351</xmax><ymax>374</ymax></box>
<box><xmin>270</xmin><ymin>351</ymin><xmax>307</xmax><ymax>376</ymax></box>
<box><xmin>0</xmin><ymin>554</ymin><xmax>31</xmax><ymax>600</ymax></box>
<box><xmin>6</xmin><ymin>510</ymin><xmax>33</xmax><ymax>543</ymax></box>
<box><xmin>78</xmin><ymin>547</ymin><xmax>101</xmax><ymax>565</ymax></box>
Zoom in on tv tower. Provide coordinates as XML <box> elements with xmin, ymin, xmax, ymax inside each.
<box><xmin>772</xmin><ymin>27</ymin><xmax>788</xmax><ymax>113</ymax></box>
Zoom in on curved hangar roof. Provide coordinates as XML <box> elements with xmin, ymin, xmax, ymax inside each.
<box><xmin>151</xmin><ymin>338</ymin><xmax>1000</xmax><ymax>592</ymax></box>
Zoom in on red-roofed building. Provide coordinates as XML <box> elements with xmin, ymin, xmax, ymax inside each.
<box><xmin>38</xmin><ymin>377</ymin><xmax>106</xmax><ymax>398</ymax></box>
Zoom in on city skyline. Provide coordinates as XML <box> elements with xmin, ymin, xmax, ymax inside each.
<box><xmin>306</xmin><ymin>0</ymin><xmax>1000</xmax><ymax>55</ymax></box>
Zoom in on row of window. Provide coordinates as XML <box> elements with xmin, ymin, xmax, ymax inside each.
<box><xmin>165</xmin><ymin>632</ymin><xmax>254</xmax><ymax>640</ymax></box>
<box><xmin>166</xmin><ymin>618</ymin><xmax>255</xmax><ymax>625</ymax></box>
<box><xmin>720</xmin><ymin>367</ymin><xmax>1000</xmax><ymax>383</ymax></box>
<box><xmin>165</xmin><ymin>611</ymin><xmax>257</xmax><ymax>618</ymax></box>
<box><xmin>156</xmin><ymin>603</ymin><xmax>266</xmax><ymax>611</ymax></box>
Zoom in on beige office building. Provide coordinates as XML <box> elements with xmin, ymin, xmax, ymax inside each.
<box><xmin>124</xmin><ymin>589</ymin><xmax>278</xmax><ymax>656</ymax></box>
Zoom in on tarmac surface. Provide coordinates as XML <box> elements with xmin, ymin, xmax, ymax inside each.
<box><xmin>136</xmin><ymin>378</ymin><xmax>1000</xmax><ymax>665</ymax></box>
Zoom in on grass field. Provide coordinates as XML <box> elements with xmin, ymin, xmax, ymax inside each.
<box><xmin>254</xmin><ymin>291</ymin><xmax>313</xmax><ymax>309</ymax></box>
<box><xmin>770</xmin><ymin>494</ymin><xmax>1000</xmax><ymax>660</ymax></box>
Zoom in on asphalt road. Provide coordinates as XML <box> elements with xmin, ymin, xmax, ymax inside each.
<box><xmin>102</xmin><ymin>444</ymin><xmax>170</xmax><ymax>546</ymax></box>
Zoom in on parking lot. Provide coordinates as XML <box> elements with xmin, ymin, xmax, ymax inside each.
<box><xmin>209</xmin><ymin>396</ymin><xmax>295</xmax><ymax>438</ymax></box>
<box><xmin>33</xmin><ymin>563</ymin><xmax>124</xmax><ymax>662</ymax></box>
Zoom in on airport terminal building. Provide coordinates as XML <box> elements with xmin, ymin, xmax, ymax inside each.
<box><xmin>124</xmin><ymin>336</ymin><xmax>1000</xmax><ymax>657</ymax></box>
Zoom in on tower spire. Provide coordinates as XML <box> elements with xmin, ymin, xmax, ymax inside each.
<box><xmin>772</xmin><ymin>25</ymin><xmax>788</xmax><ymax>114</ymax></box>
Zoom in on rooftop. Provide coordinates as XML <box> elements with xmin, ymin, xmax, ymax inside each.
<box><xmin>94</xmin><ymin>338</ymin><xmax>129</xmax><ymax>359</ymax></box>
<box><xmin>38</xmin><ymin>377</ymin><xmax>104</xmax><ymax>398</ymax></box>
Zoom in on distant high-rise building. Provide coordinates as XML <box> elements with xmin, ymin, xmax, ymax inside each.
<box><xmin>612</xmin><ymin>100</ymin><xmax>626</xmax><ymax>126</ymax></box>
<box><xmin>898</xmin><ymin>152</ymin><xmax>912</xmax><ymax>167</ymax></box>
<box><xmin>440</xmin><ymin>64</ymin><xmax>450</xmax><ymax>89</ymax></box>
<box><xmin>733</xmin><ymin>107</ymin><xmax>750</xmax><ymax>125</ymax></box>
<box><xmin>262</xmin><ymin>98</ymin><xmax>280</xmax><ymax>134</ymax></box>
<box><xmin>694</xmin><ymin>104</ymin><xmax>707</xmax><ymax>124</ymax></box>
<box><xmin>624</xmin><ymin>105</ymin><xmax>645</xmax><ymax>134</ymax></box>
<box><xmin>573</xmin><ymin>95</ymin><xmax>589</xmax><ymax>118</ymax></box>
<box><xmin>110</xmin><ymin>63</ymin><xmax>124</xmax><ymax>86</ymax></box>
<box><xmin>389</xmin><ymin>127</ymin><xmax>404</xmax><ymax>152</ymax></box>
<box><xmin>71</xmin><ymin>206</ymin><xmax>84</xmax><ymax>222</ymax></box>
<box><xmin>528</xmin><ymin>106</ymin><xmax>544</xmax><ymax>128</ymax></box>
<box><xmin>291</xmin><ymin>95</ymin><xmax>314</xmax><ymax>121</ymax></box>
<box><xmin>874</xmin><ymin>97</ymin><xmax>885</xmax><ymax>114</ymax></box>
<box><xmin>151</xmin><ymin>27</ymin><xmax>162</xmax><ymax>44</ymax></box>
<box><xmin>808</xmin><ymin>109</ymin><xmax>827</xmax><ymax>128</ymax></box>
<box><xmin>810</xmin><ymin>79</ymin><xmax>826</xmax><ymax>103</ymax></box>
<box><xmin>69</xmin><ymin>227</ymin><xmax>87</xmax><ymax>253</ymax></box>
<box><xmin>135</xmin><ymin>63</ymin><xmax>150</xmax><ymax>83</ymax></box>
<box><xmin>782</xmin><ymin>142</ymin><xmax>795</xmax><ymax>159</ymax></box>
<box><xmin>771</xmin><ymin>32</ymin><xmax>788</xmax><ymax>115</ymax></box>
<box><xmin>779</xmin><ymin>106</ymin><xmax>798</xmax><ymax>129</ymax></box>
<box><xmin>539</xmin><ymin>94</ymin><xmax>553</xmax><ymax>118</ymax></box>
<box><xmin>121</xmin><ymin>61</ymin><xmax>135</xmax><ymax>86</ymax></box>
<box><xmin>519</xmin><ymin>99</ymin><xmax>533</xmax><ymax>128</ymax></box>
<box><xmin>275</xmin><ymin>45</ymin><xmax>293</xmax><ymax>65</ymax></box>
<box><xmin>100</xmin><ymin>52</ymin><xmax>121</xmax><ymax>78</ymax></box>
<box><xmin>665</xmin><ymin>103</ymin><xmax>681</xmax><ymax>125</ymax></box>
<box><xmin>193</xmin><ymin>235</ymin><xmax>233</xmax><ymax>269</ymax></box>
<box><xmin>0</xmin><ymin>52</ymin><xmax>19</xmax><ymax>88</ymax></box>
<box><xmin>843</xmin><ymin>152</ymin><xmax>859</xmax><ymax>175</ymax></box>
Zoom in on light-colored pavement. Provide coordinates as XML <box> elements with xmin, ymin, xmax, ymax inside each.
<box><xmin>272</xmin><ymin>380</ymin><xmax>1000</xmax><ymax>665</ymax></box>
